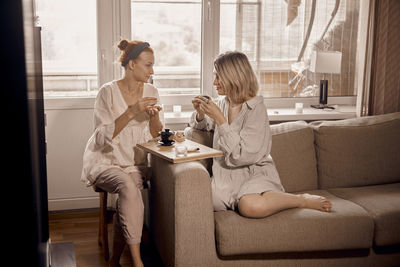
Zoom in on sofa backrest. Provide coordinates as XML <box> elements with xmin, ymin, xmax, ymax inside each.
<box><xmin>270</xmin><ymin>121</ymin><xmax>319</xmax><ymax>193</ymax></box>
<box><xmin>310</xmin><ymin>112</ymin><xmax>400</xmax><ymax>189</ymax></box>
<box><xmin>185</xmin><ymin>122</ymin><xmax>319</xmax><ymax>193</ymax></box>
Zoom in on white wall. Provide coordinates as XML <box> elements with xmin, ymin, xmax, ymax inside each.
<box><xmin>45</xmin><ymin>98</ymin><xmax>188</xmax><ymax>211</ymax></box>
<box><xmin>45</xmin><ymin>98</ymin><xmax>96</xmax><ymax>210</ymax></box>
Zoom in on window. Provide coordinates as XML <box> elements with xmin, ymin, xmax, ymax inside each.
<box><xmin>38</xmin><ymin>0</ymin><xmax>361</xmax><ymax>105</ymax></box>
<box><xmin>128</xmin><ymin>0</ymin><xmax>361</xmax><ymax>101</ymax></box>
<box><xmin>220</xmin><ymin>0</ymin><xmax>360</xmax><ymax>98</ymax></box>
<box><xmin>130</xmin><ymin>0</ymin><xmax>202</xmax><ymax>96</ymax></box>
<box><xmin>36</xmin><ymin>0</ymin><xmax>98</xmax><ymax>97</ymax></box>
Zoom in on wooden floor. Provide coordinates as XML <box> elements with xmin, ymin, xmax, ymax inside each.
<box><xmin>49</xmin><ymin>209</ymin><xmax>164</xmax><ymax>267</ymax></box>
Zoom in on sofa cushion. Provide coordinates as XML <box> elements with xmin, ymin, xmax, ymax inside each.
<box><xmin>214</xmin><ymin>190</ymin><xmax>374</xmax><ymax>256</ymax></box>
<box><xmin>310</xmin><ymin>112</ymin><xmax>400</xmax><ymax>189</ymax></box>
<box><xmin>270</xmin><ymin>121</ymin><xmax>318</xmax><ymax>192</ymax></box>
<box><xmin>329</xmin><ymin>183</ymin><xmax>400</xmax><ymax>246</ymax></box>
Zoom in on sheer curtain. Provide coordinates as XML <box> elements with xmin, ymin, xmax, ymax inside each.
<box><xmin>369</xmin><ymin>0</ymin><xmax>400</xmax><ymax>115</ymax></box>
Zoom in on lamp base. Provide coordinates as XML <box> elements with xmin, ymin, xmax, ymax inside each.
<box><xmin>311</xmin><ymin>104</ymin><xmax>335</xmax><ymax>110</ymax></box>
<box><xmin>311</xmin><ymin>79</ymin><xmax>334</xmax><ymax>110</ymax></box>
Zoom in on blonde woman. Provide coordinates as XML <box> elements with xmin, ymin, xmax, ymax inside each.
<box><xmin>81</xmin><ymin>40</ymin><xmax>163</xmax><ymax>267</ymax></box>
<box><xmin>190</xmin><ymin>51</ymin><xmax>332</xmax><ymax>218</ymax></box>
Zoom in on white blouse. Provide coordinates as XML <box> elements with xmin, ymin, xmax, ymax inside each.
<box><xmin>81</xmin><ymin>80</ymin><xmax>164</xmax><ymax>185</ymax></box>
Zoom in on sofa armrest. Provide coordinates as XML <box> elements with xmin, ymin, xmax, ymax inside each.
<box><xmin>184</xmin><ymin>127</ymin><xmax>214</xmax><ymax>173</ymax></box>
<box><xmin>184</xmin><ymin>126</ymin><xmax>214</xmax><ymax>147</ymax></box>
<box><xmin>150</xmin><ymin>155</ymin><xmax>218</xmax><ymax>267</ymax></box>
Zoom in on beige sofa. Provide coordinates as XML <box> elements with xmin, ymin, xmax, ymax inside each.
<box><xmin>149</xmin><ymin>112</ymin><xmax>400</xmax><ymax>267</ymax></box>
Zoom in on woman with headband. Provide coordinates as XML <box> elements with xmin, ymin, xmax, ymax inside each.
<box><xmin>81</xmin><ymin>40</ymin><xmax>163</xmax><ymax>267</ymax></box>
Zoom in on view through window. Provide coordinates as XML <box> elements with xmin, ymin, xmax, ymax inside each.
<box><xmin>36</xmin><ymin>0</ymin><xmax>98</xmax><ymax>97</ymax></box>
<box><xmin>37</xmin><ymin>0</ymin><xmax>360</xmax><ymax>100</ymax></box>
<box><xmin>131</xmin><ymin>0</ymin><xmax>202</xmax><ymax>96</ymax></box>
<box><xmin>220</xmin><ymin>0</ymin><xmax>360</xmax><ymax>98</ymax></box>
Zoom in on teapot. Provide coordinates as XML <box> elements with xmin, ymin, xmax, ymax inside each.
<box><xmin>160</xmin><ymin>128</ymin><xmax>175</xmax><ymax>144</ymax></box>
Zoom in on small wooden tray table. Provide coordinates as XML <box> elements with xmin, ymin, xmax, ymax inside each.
<box><xmin>137</xmin><ymin>139</ymin><xmax>223</xmax><ymax>164</ymax></box>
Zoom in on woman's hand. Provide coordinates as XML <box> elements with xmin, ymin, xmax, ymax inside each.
<box><xmin>126</xmin><ymin>97</ymin><xmax>158</xmax><ymax>119</ymax></box>
<box><xmin>146</xmin><ymin>104</ymin><xmax>162</xmax><ymax>117</ymax></box>
<box><xmin>192</xmin><ymin>96</ymin><xmax>206</xmax><ymax>121</ymax></box>
<box><xmin>194</xmin><ymin>96</ymin><xmax>226</xmax><ymax>126</ymax></box>
<box><xmin>147</xmin><ymin>105</ymin><xmax>163</xmax><ymax>138</ymax></box>
<box><xmin>113</xmin><ymin>97</ymin><xmax>159</xmax><ymax>139</ymax></box>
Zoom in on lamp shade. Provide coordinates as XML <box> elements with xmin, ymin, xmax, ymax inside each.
<box><xmin>309</xmin><ymin>51</ymin><xmax>342</xmax><ymax>74</ymax></box>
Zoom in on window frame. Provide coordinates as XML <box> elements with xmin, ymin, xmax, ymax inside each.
<box><xmin>97</xmin><ymin>0</ymin><xmax>219</xmax><ymax>108</ymax></box>
<box><xmin>45</xmin><ymin>0</ymin><xmax>371</xmax><ymax>115</ymax></box>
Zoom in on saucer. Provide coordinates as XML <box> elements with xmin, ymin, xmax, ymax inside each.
<box><xmin>158</xmin><ymin>140</ymin><xmax>175</xmax><ymax>146</ymax></box>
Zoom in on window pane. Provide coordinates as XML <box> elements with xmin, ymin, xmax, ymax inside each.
<box><xmin>36</xmin><ymin>0</ymin><xmax>98</xmax><ymax>97</ymax></box>
<box><xmin>220</xmin><ymin>0</ymin><xmax>259</xmax><ymax>61</ymax></box>
<box><xmin>220</xmin><ymin>0</ymin><xmax>360</xmax><ymax>98</ymax></box>
<box><xmin>131</xmin><ymin>0</ymin><xmax>201</xmax><ymax>96</ymax></box>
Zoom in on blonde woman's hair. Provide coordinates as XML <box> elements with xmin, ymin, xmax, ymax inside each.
<box><xmin>214</xmin><ymin>51</ymin><xmax>258</xmax><ymax>103</ymax></box>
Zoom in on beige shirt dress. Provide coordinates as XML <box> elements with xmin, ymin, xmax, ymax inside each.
<box><xmin>189</xmin><ymin>95</ymin><xmax>284</xmax><ymax>211</ymax></box>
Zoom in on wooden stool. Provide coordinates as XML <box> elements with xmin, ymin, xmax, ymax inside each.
<box><xmin>93</xmin><ymin>186</ymin><xmax>115</xmax><ymax>261</ymax></box>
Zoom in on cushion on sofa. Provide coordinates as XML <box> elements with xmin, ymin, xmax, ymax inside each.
<box><xmin>214</xmin><ymin>190</ymin><xmax>374</xmax><ymax>256</ymax></box>
<box><xmin>310</xmin><ymin>112</ymin><xmax>400</xmax><ymax>189</ymax></box>
<box><xmin>270</xmin><ymin>121</ymin><xmax>318</xmax><ymax>192</ymax></box>
<box><xmin>329</xmin><ymin>183</ymin><xmax>400</xmax><ymax>246</ymax></box>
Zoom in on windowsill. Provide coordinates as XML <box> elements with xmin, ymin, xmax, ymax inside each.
<box><xmin>43</xmin><ymin>97</ymin><xmax>357</xmax><ymax>123</ymax></box>
<box><xmin>267</xmin><ymin>105</ymin><xmax>356</xmax><ymax>121</ymax></box>
<box><xmin>164</xmin><ymin>105</ymin><xmax>356</xmax><ymax>124</ymax></box>
<box><xmin>164</xmin><ymin>112</ymin><xmax>193</xmax><ymax>124</ymax></box>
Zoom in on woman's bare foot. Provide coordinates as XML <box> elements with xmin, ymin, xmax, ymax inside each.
<box><xmin>299</xmin><ymin>193</ymin><xmax>332</xmax><ymax>212</ymax></box>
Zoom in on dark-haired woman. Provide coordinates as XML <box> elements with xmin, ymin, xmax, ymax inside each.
<box><xmin>81</xmin><ymin>40</ymin><xmax>163</xmax><ymax>267</ymax></box>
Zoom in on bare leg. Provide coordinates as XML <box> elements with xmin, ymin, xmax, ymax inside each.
<box><xmin>109</xmin><ymin>238</ymin><xmax>125</xmax><ymax>267</ymax></box>
<box><xmin>109</xmin><ymin>230</ymin><xmax>143</xmax><ymax>267</ymax></box>
<box><xmin>238</xmin><ymin>191</ymin><xmax>332</xmax><ymax>219</ymax></box>
<box><xmin>128</xmin><ymin>244</ymin><xmax>143</xmax><ymax>267</ymax></box>
<box><xmin>109</xmin><ymin>214</ymin><xmax>126</xmax><ymax>267</ymax></box>
<box><xmin>109</xmin><ymin>221</ymin><xmax>143</xmax><ymax>267</ymax></box>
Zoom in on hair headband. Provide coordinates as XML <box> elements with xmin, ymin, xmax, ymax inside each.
<box><xmin>121</xmin><ymin>42</ymin><xmax>150</xmax><ymax>67</ymax></box>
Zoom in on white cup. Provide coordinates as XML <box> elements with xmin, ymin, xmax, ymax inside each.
<box><xmin>175</xmin><ymin>145</ymin><xmax>187</xmax><ymax>157</ymax></box>
<box><xmin>295</xmin><ymin>102</ymin><xmax>303</xmax><ymax>114</ymax></box>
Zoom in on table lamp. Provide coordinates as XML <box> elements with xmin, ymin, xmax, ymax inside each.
<box><xmin>309</xmin><ymin>50</ymin><xmax>342</xmax><ymax>109</ymax></box>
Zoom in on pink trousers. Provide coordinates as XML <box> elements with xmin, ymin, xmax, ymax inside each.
<box><xmin>94</xmin><ymin>168</ymin><xmax>144</xmax><ymax>245</ymax></box>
